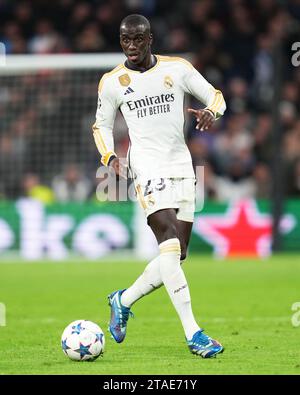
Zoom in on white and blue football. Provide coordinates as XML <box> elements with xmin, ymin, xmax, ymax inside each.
<box><xmin>61</xmin><ymin>320</ymin><xmax>105</xmax><ymax>361</ymax></box>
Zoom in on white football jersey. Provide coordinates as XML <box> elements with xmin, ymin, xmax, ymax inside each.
<box><xmin>93</xmin><ymin>55</ymin><xmax>226</xmax><ymax>180</ymax></box>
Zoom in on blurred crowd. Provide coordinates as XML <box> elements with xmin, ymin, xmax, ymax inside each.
<box><xmin>0</xmin><ymin>0</ymin><xmax>300</xmax><ymax>202</ymax></box>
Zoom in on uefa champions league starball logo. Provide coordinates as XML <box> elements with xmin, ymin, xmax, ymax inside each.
<box><xmin>193</xmin><ymin>199</ymin><xmax>296</xmax><ymax>258</ymax></box>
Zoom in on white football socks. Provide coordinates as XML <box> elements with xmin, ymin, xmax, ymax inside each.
<box><xmin>121</xmin><ymin>255</ymin><xmax>162</xmax><ymax>308</ymax></box>
<box><xmin>158</xmin><ymin>238</ymin><xmax>200</xmax><ymax>340</ymax></box>
<box><xmin>120</xmin><ymin>237</ymin><xmax>200</xmax><ymax>340</ymax></box>
<box><xmin>121</xmin><ymin>256</ymin><xmax>185</xmax><ymax>308</ymax></box>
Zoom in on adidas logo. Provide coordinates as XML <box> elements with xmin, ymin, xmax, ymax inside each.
<box><xmin>124</xmin><ymin>87</ymin><xmax>134</xmax><ymax>95</ymax></box>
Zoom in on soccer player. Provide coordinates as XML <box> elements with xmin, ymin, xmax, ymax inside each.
<box><xmin>92</xmin><ymin>14</ymin><xmax>226</xmax><ymax>358</ymax></box>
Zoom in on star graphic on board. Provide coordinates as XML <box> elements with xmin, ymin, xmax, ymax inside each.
<box><xmin>71</xmin><ymin>322</ymin><xmax>83</xmax><ymax>335</ymax></box>
<box><xmin>74</xmin><ymin>343</ymin><xmax>92</xmax><ymax>359</ymax></box>
<box><xmin>194</xmin><ymin>199</ymin><xmax>295</xmax><ymax>258</ymax></box>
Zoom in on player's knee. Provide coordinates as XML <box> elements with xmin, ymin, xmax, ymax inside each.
<box><xmin>159</xmin><ymin>222</ymin><xmax>178</xmax><ymax>241</ymax></box>
<box><xmin>165</xmin><ymin>225</ymin><xmax>178</xmax><ymax>241</ymax></box>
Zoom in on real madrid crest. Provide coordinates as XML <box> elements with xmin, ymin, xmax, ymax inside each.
<box><xmin>119</xmin><ymin>74</ymin><xmax>131</xmax><ymax>87</ymax></box>
<box><xmin>164</xmin><ymin>76</ymin><xmax>173</xmax><ymax>88</ymax></box>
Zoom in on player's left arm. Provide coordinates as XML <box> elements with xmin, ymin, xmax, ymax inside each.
<box><xmin>182</xmin><ymin>62</ymin><xmax>226</xmax><ymax>131</ymax></box>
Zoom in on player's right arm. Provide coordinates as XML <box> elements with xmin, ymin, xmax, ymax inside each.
<box><xmin>92</xmin><ymin>74</ymin><xmax>118</xmax><ymax>167</ymax></box>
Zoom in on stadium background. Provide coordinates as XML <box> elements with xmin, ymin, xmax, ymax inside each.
<box><xmin>0</xmin><ymin>0</ymin><xmax>300</xmax><ymax>376</ymax></box>
<box><xmin>0</xmin><ymin>0</ymin><xmax>300</xmax><ymax>259</ymax></box>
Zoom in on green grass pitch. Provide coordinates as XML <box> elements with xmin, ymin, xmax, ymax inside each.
<box><xmin>0</xmin><ymin>255</ymin><xmax>299</xmax><ymax>375</ymax></box>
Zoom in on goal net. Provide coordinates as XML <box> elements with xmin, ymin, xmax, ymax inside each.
<box><xmin>0</xmin><ymin>53</ymin><xmax>161</xmax><ymax>260</ymax></box>
<box><xmin>0</xmin><ymin>54</ymin><xmax>128</xmax><ymax>199</ymax></box>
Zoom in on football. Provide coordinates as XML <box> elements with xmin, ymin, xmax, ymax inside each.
<box><xmin>61</xmin><ymin>320</ymin><xmax>105</xmax><ymax>361</ymax></box>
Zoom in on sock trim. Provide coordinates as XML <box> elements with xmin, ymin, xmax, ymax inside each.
<box><xmin>159</xmin><ymin>238</ymin><xmax>181</xmax><ymax>255</ymax></box>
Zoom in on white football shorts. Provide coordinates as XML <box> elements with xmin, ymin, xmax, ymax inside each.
<box><xmin>134</xmin><ymin>177</ymin><xmax>196</xmax><ymax>222</ymax></box>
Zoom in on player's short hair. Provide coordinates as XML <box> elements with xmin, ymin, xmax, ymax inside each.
<box><xmin>120</xmin><ymin>14</ymin><xmax>151</xmax><ymax>33</ymax></box>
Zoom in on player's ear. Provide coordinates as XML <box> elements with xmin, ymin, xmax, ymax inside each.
<box><xmin>149</xmin><ymin>33</ymin><xmax>153</xmax><ymax>46</ymax></box>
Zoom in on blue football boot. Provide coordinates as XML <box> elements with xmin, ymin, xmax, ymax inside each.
<box><xmin>108</xmin><ymin>289</ymin><xmax>133</xmax><ymax>343</ymax></box>
<box><xmin>187</xmin><ymin>329</ymin><xmax>224</xmax><ymax>358</ymax></box>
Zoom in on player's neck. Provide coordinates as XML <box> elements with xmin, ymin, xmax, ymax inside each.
<box><xmin>125</xmin><ymin>54</ymin><xmax>157</xmax><ymax>73</ymax></box>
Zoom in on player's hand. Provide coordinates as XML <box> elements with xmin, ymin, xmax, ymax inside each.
<box><xmin>187</xmin><ymin>108</ymin><xmax>215</xmax><ymax>131</ymax></box>
<box><xmin>109</xmin><ymin>157</ymin><xmax>128</xmax><ymax>179</ymax></box>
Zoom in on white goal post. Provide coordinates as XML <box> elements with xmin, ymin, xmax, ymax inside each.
<box><xmin>1</xmin><ymin>53</ymin><xmax>127</xmax><ymax>73</ymax></box>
